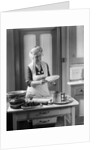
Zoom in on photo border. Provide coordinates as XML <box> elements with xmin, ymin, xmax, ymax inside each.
<box><xmin>0</xmin><ymin>9</ymin><xmax>90</xmax><ymax>149</ymax></box>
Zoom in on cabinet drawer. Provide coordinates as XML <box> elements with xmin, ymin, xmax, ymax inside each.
<box><xmin>72</xmin><ymin>85</ymin><xmax>84</xmax><ymax>96</ymax></box>
<box><xmin>29</xmin><ymin>109</ymin><xmax>59</xmax><ymax>119</ymax></box>
<box><xmin>32</xmin><ymin>117</ymin><xmax>57</xmax><ymax>126</ymax></box>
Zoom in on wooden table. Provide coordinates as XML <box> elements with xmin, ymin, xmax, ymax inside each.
<box><xmin>7</xmin><ymin>99</ymin><xmax>78</xmax><ymax>130</ymax></box>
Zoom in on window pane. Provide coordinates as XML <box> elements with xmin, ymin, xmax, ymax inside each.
<box><xmin>76</xmin><ymin>26</ymin><xmax>84</xmax><ymax>58</ymax></box>
<box><xmin>23</xmin><ymin>34</ymin><xmax>36</xmax><ymax>80</ymax></box>
<box><xmin>40</xmin><ymin>33</ymin><xmax>52</xmax><ymax>74</ymax></box>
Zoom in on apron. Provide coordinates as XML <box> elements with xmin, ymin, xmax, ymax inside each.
<box><xmin>26</xmin><ymin>61</ymin><xmax>50</xmax><ymax>98</ymax></box>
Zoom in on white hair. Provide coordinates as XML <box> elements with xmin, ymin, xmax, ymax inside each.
<box><xmin>29</xmin><ymin>46</ymin><xmax>43</xmax><ymax>60</ymax></box>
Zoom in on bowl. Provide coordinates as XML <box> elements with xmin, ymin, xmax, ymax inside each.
<box><xmin>7</xmin><ymin>90</ymin><xmax>26</xmax><ymax>99</ymax></box>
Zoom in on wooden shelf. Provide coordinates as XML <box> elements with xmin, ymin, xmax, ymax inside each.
<box><xmin>67</xmin><ymin>80</ymin><xmax>84</xmax><ymax>85</ymax></box>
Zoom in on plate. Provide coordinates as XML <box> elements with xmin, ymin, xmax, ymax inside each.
<box><xmin>45</xmin><ymin>75</ymin><xmax>60</xmax><ymax>82</ymax></box>
<box><xmin>10</xmin><ymin>103</ymin><xmax>23</xmax><ymax>109</ymax></box>
<box><xmin>54</xmin><ymin>99</ymin><xmax>73</xmax><ymax>105</ymax></box>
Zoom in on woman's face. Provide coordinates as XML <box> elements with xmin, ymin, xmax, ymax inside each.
<box><xmin>34</xmin><ymin>54</ymin><xmax>42</xmax><ymax>64</ymax></box>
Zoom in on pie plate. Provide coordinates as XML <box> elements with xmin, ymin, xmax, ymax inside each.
<box><xmin>45</xmin><ymin>75</ymin><xmax>60</xmax><ymax>82</ymax></box>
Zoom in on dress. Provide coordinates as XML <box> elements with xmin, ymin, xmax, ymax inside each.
<box><xmin>26</xmin><ymin>61</ymin><xmax>50</xmax><ymax>97</ymax></box>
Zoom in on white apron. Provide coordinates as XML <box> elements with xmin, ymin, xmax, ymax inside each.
<box><xmin>26</xmin><ymin>61</ymin><xmax>50</xmax><ymax>98</ymax></box>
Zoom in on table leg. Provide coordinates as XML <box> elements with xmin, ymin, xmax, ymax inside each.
<box><xmin>64</xmin><ymin>115</ymin><xmax>67</xmax><ymax>126</ymax></box>
<box><xmin>71</xmin><ymin>107</ymin><xmax>75</xmax><ymax>125</ymax></box>
<box><xmin>12</xmin><ymin>114</ymin><xmax>18</xmax><ymax>130</ymax></box>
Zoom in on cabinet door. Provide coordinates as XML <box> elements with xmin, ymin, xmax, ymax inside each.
<box><xmin>69</xmin><ymin>26</ymin><xmax>84</xmax><ymax>64</ymax></box>
<box><xmin>71</xmin><ymin>84</ymin><xmax>84</xmax><ymax>125</ymax></box>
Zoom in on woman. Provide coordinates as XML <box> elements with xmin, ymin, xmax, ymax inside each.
<box><xmin>26</xmin><ymin>46</ymin><xmax>51</xmax><ymax>99</ymax></box>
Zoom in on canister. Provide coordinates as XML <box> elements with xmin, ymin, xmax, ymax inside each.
<box><xmin>61</xmin><ymin>93</ymin><xmax>66</xmax><ymax>101</ymax></box>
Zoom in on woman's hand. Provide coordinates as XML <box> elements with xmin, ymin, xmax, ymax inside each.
<box><xmin>33</xmin><ymin>74</ymin><xmax>46</xmax><ymax>81</ymax></box>
<box><xmin>41</xmin><ymin>79</ymin><xmax>47</xmax><ymax>84</ymax></box>
<box><xmin>31</xmin><ymin>79</ymin><xmax>47</xmax><ymax>87</ymax></box>
<box><xmin>25</xmin><ymin>94</ymin><xmax>34</xmax><ymax>102</ymax></box>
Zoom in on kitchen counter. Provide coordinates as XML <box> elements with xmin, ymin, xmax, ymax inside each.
<box><xmin>7</xmin><ymin>98</ymin><xmax>78</xmax><ymax>130</ymax></box>
<box><xmin>67</xmin><ymin>81</ymin><xmax>84</xmax><ymax>125</ymax></box>
<box><xmin>67</xmin><ymin>80</ymin><xmax>84</xmax><ymax>85</ymax></box>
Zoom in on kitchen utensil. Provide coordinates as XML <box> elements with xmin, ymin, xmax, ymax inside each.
<box><xmin>61</xmin><ymin>93</ymin><xmax>66</xmax><ymax>101</ymax></box>
<box><xmin>54</xmin><ymin>99</ymin><xmax>73</xmax><ymax>105</ymax></box>
<box><xmin>9</xmin><ymin>97</ymin><xmax>25</xmax><ymax>109</ymax></box>
<box><xmin>21</xmin><ymin>97</ymin><xmax>53</xmax><ymax>109</ymax></box>
<box><xmin>10</xmin><ymin>98</ymin><xmax>25</xmax><ymax>105</ymax></box>
<box><xmin>7</xmin><ymin>90</ymin><xmax>26</xmax><ymax>99</ymax></box>
<box><xmin>7</xmin><ymin>90</ymin><xmax>26</xmax><ymax>96</ymax></box>
<box><xmin>53</xmin><ymin>95</ymin><xmax>73</xmax><ymax>105</ymax></box>
<box><xmin>45</xmin><ymin>75</ymin><xmax>60</xmax><ymax>82</ymax></box>
<box><xmin>10</xmin><ymin>103</ymin><xmax>23</xmax><ymax>109</ymax></box>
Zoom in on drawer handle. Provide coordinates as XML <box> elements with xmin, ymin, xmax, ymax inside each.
<box><xmin>39</xmin><ymin>120</ymin><xmax>49</xmax><ymax>124</ymax></box>
<box><xmin>75</xmin><ymin>89</ymin><xmax>84</xmax><ymax>95</ymax></box>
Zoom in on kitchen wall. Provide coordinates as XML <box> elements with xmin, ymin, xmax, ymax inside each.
<box><xmin>7</xmin><ymin>30</ymin><xmax>15</xmax><ymax>92</ymax></box>
<box><xmin>68</xmin><ymin>26</ymin><xmax>84</xmax><ymax>81</ymax></box>
<box><xmin>61</xmin><ymin>26</ymin><xmax>84</xmax><ymax>94</ymax></box>
<box><xmin>7</xmin><ymin>26</ymin><xmax>84</xmax><ymax>93</ymax></box>
<box><xmin>7</xmin><ymin>28</ymin><xmax>55</xmax><ymax>92</ymax></box>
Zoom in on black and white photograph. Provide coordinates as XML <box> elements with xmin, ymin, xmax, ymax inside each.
<box><xmin>7</xmin><ymin>26</ymin><xmax>84</xmax><ymax>131</ymax></box>
<box><xmin>0</xmin><ymin>8</ymin><xmax>89</xmax><ymax>149</ymax></box>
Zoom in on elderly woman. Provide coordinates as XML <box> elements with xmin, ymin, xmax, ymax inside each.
<box><xmin>26</xmin><ymin>46</ymin><xmax>51</xmax><ymax>98</ymax></box>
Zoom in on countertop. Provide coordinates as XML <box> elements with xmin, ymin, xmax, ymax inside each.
<box><xmin>67</xmin><ymin>80</ymin><xmax>84</xmax><ymax>85</ymax></box>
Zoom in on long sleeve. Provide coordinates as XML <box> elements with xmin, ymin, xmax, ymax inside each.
<box><xmin>46</xmin><ymin>63</ymin><xmax>50</xmax><ymax>76</ymax></box>
<box><xmin>26</xmin><ymin>66</ymin><xmax>43</xmax><ymax>87</ymax></box>
<box><xmin>26</xmin><ymin>66</ymin><xmax>33</xmax><ymax>87</ymax></box>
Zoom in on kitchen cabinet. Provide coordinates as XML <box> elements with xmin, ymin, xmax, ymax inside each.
<box><xmin>66</xmin><ymin>25</ymin><xmax>84</xmax><ymax>125</ymax></box>
<box><xmin>61</xmin><ymin>26</ymin><xmax>84</xmax><ymax>93</ymax></box>
<box><xmin>32</xmin><ymin>117</ymin><xmax>57</xmax><ymax>126</ymax></box>
<box><xmin>69</xmin><ymin>26</ymin><xmax>84</xmax><ymax>65</ymax></box>
<box><xmin>7</xmin><ymin>30</ymin><xmax>15</xmax><ymax>92</ymax></box>
<box><xmin>67</xmin><ymin>82</ymin><xmax>84</xmax><ymax>125</ymax></box>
